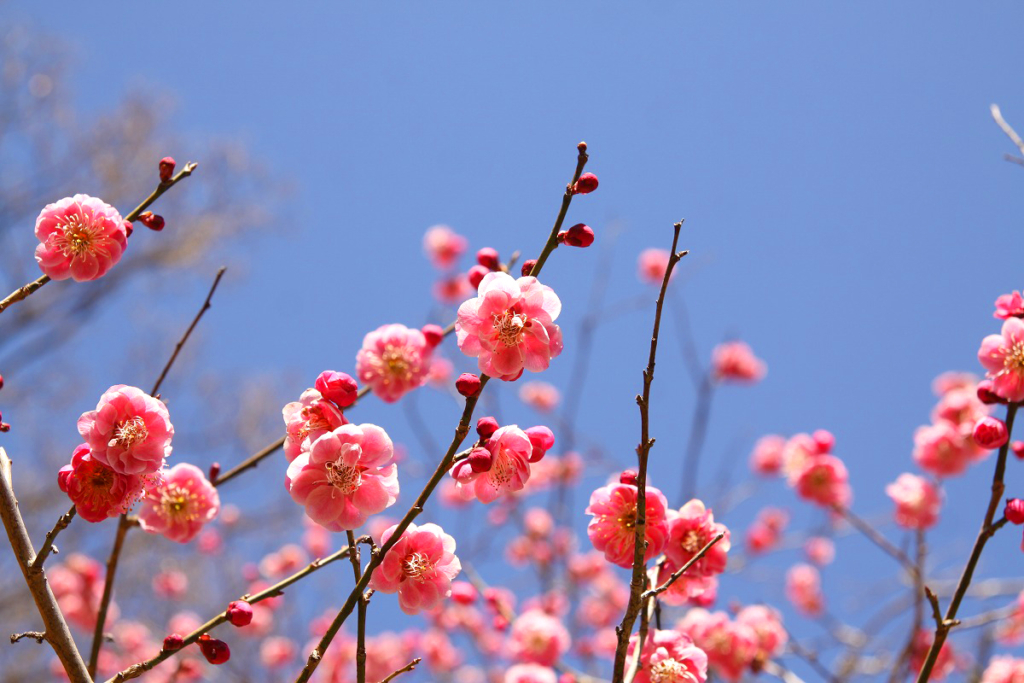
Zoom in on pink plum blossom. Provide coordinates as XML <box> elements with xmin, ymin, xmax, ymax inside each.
<box><xmin>509</xmin><ymin>609</ymin><xmax>571</xmax><ymax>666</ymax></box>
<box><xmin>981</xmin><ymin>657</ymin><xmax>1024</xmax><ymax>683</ymax></box>
<box><xmin>637</xmin><ymin>248</ymin><xmax>675</xmax><ymax>286</ymax></box>
<box><xmin>519</xmin><ymin>381</ymin><xmax>560</xmax><ymax>413</ymax></box>
<box><xmin>49</xmin><ymin>554</ymin><xmax>115</xmax><ymax>631</ymax></box>
<box><xmin>424</xmin><ymin>225</ymin><xmax>468</xmax><ymax>269</ymax></box>
<box><xmin>585</xmin><ymin>482</ymin><xmax>670</xmax><ymax>568</ymax></box>
<box><xmin>452</xmin><ymin>425</ymin><xmax>532</xmax><ymax>503</ymax></box>
<box><xmin>58</xmin><ymin>443</ymin><xmax>147</xmax><ymax>522</ymax></box>
<box><xmin>736</xmin><ymin>605</ymin><xmax>787</xmax><ymax>660</ymax></box>
<box><xmin>627</xmin><ymin>629</ymin><xmax>708</xmax><ymax>683</ymax></box>
<box><xmin>356</xmin><ymin>324</ymin><xmax>433</xmax><ymax>403</ymax></box>
<box><xmin>260</xmin><ymin>636</ymin><xmax>297</xmax><ymax>669</ymax></box>
<box><xmin>677</xmin><ymin>610</ymin><xmax>756</xmax><ymax>682</ymax></box>
<box><xmin>749</xmin><ymin>435</ymin><xmax>786</xmax><ymax>476</ymax></box>
<box><xmin>282</xmin><ymin>389</ymin><xmax>347</xmax><ymax>462</ymax></box>
<box><xmin>34</xmin><ymin>194</ymin><xmax>128</xmax><ymax>281</ymax></box>
<box><xmin>995</xmin><ymin>291</ymin><xmax>1024</xmax><ymax>320</ymax></box>
<box><xmin>979</xmin><ymin>318</ymin><xmax>1024</xmax><ymax>403</ymax></box>
<box><xmin>137</xmin><ymin>464</ymin><xmax>220</xmax><ymax>543</ymax></box>
<box><xmin>785</xmin><ymin>564</ymin><xmax>824</xmax><ymax>616</ymax></box>
<box><xmin>455</xmin><ymin>272</ymin><xmax>563</xmax><ymax>382</ymax></box>
<box><xmin>913</xmin><ymin>421</ymin><xmax>979</xmax><ymax>477</ymax></box>
<box><xmin>804</xmin><ymin>537</ymin><xmax>835</xmax><ymax>566</ymax></box>
<box><xmin>886</xmin><ymin>473</ymin><xmax>942</xmax><ymax>529</ymax></box>
<box><xmin>286</xmin><ymin>423</ymin><xmax>399</xmax><ymax>531</ymax></box>
<box><xmin>77</xmin><ymin>384</ymin><xmax>174</xmax><ymax>475</ymax></box>
<box><xmin>711</xmin><ymin>341</ymin><xmax>766</xmax><ymax>383</ymax></box>
<box><xmin>794</xmin><ymin>454</ymin><xmax>851</xmax><ymax>508</ymax></box>
<box><xmin>665</xmin><ymin>500</ymin><xmax>730</xmax><ymax>577</ymax></box>
<box><xmin>370</xmin><ymin>522</ymin><xmax>462</xmax><ymax>614</ymax></box>
<box><xmin>506</xmin><ymin>664</ymin><xmax>558</xmax><ymax>683</ymax></box>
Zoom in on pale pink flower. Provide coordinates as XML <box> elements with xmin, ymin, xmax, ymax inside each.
<box><xmin>34</xmin><ymin>194</ymin><xmax>128</xmax><ymax>281</ymax></box>
<box><xmin>664</xmin><ymin>500</ymin><xmax>730</xmax><ymax>581</ymax></box>
<box><xmin>794</xmin><ymin>454</ymin><xmax>851</xmax><ymax>508</ymax></box>
<box><xmin>356</xmin><ymin>324</ymin><xmax>433</xmax><ymax>403</ymax></box>
<box><xmin>736</xmin><ymin>605</ymin><xmax>787</xmax><ymax>660</ymax></box>
<box><xmin>506</xmin><ymin>664</ymin><xmax>558</xmax><ymax>683</ymax></box>
<box><xmin>428</xmin><ymin>356</ymin><xmax>454</xmax><ymax>387</ymax></box>
<box><xmin>434</xmin><ymin>274</ymin><xmax>475</xmax><ymax>304</ymax></box>
<box><xmin>931</xmin><ymin>385</ymin><xmax>990</xmax><ymax>428</ymax></box>
<box><xmin>370</xmin><ymin>522</ymin><xmax>462</xmax><ymax>615</ymax></box>
<box><xmin>77</xmin><ymin>384</ymin><xmax>174</xmax><ymax>475</ymax></box>
<box><xmin>711</xmin><ymin>341</ymin><xmax>766</xmax><ymax>383</ymax></box>
<box><xmin>137</xmin><ymin>464</ymin><xmax>220</xmax><ymax>543</ymax></box>
<box><xmin>749</xmin><ymin>435</ymin><xmax>786</xmax><ymax>476</ymax></box>
<box><xmin>58</xmin><ymin>443</ymin><xmax>147</xmax><ymax>522</ymax></box>
<box><xmin>509</xmin><ymin>609</ymin><xmax>571</xmax><ymax>666</ymax></box>
<box><xmin>637</xmin><ymin>248</ymin><xmax>675</xmax><ymax>286</ymax></box>
<box><xmin>933</xmin><ymin>371</ymin><xmax>980</xmax><ymax>395</ymax></box>
<box><xmin>455</xmin><ymin>272</ymin><xmax>563</xmax><ymax>382</ymax></box>
<box><xmin>981</xmin><ymin>656</ymin><xmax>1024</xmax><ymax>683</ymax></box>
<box><xmin>996</xmin><ymin>292</ymin><xmax>1024</xmax><ymax>320</ymax></box>
<box><xmin>781</xmin><ymin>433</ymin><xmax>820</xmax><ymax>484</ymax></box>
<box><xmin>519</xmin><ymin>381</ymin><xmax>560</xmax><ymax>413</ymax></box>
<box><xmin>286</xmin><ymin>423</ymin><xmax>399</xmax><ymax>531</ymax></box>
<box><xmin>627</xmin><ymin>629</ymin><xmax>708</xmax><ymax>683</ymax></box>
<box><xmin>282</xmin><ymin>389</ymin><xmax>347</xmax><ymax>462</ymax></box>
<box><xmin>424</xmin><ymin>225</ymin><xmax>468</xmax><ymax>269</ymax></box>
<box><xmin>886</xmin><ymin>473</ymin><xmax>942</xmax><ymax>529</ymax></box>
<box><xmin>419</xmin><ymin>628</ymin><xmax>461</xmax><ymax>674</ymax></box>
<box><xmin>804</xmin><ymin>536</ymin><xmax>835</xmax><ymax>566</ymax></box>
<box><xmin>49</xmin><ymin>554</ymin><xmax>115</xmax><ymax>631</ymax></box>
<box><xmin>452</xmin><ymin>425</ymin><xmax>532</xmax><ymax>503</ymax></box>
<box><xmin>260</xmin><ymin>636</ymin><xmax>296</xmax><ymax>669</ymax></box>
<box><xmin>365</xmin><ymin>631</ymin><xmax>416</xmax><ymax>681</ymax></box>
<box><xmin>677</xmin><ymin>610</ymin><xmax>756</xmax><ymax>682</ymax></box>
<box><xmin>655</xmin><ymin>563</ymin><xmax>718</xmax><ymax>607</ymax></box>
<box><xmin>785</xmin><ymin>564</ymin><xmax>824</xmax><ymax>616</ymax></box>
<box><xmin>152</xmin><ymin>570</ymin><xmax>188</xmax><ymax>600</ymax></box>
<box><xmin>995</xmin><ymin>592</ymin><xmax>1024</xmax><ymax>646</ymax></box>
<box><xmin>913</xmin><ymin>421</ymin><xmax>977</xmax><ymax>477</ymax></box>
<box><xmin>909</xmin><ymin>629</ymin><xmax>957</xmax><ymax>681</ymax></box>
<box><xmin>585</xmin><ymin>482</ymin><xmax>670</xmax><ymax>568</ymax></box>
<box><xmin>979</xmin><ymin>318</ymin><xmax>1024</xmax><ymax>403</ymax></box>
<box><xmin>746</xmin><ymin>507</ymin><xmax>788</xmax><ymax>554</ymax></box>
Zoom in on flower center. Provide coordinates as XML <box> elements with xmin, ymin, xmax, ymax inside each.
<box><xmin>650</xmin><ymin>659</ymin><xmax>695</xmax><ymax>683</ymax></box>
<box><xmin>489</xmin><ymin>448</ymin><xmax>513</xmax><ymax>486</ymax></box>
<box><xmin>402</xmin><ymin>552</ymin><xmax>433</xmax><ymax>580</ymax></box>
<box><xmin>54</xmin><ymin>213</ymin><xmax>99</xmax><ymax>257</ymax></box>
<box><xmin>324</xmin><ymin>459</ymin><xmax>361</xmax><ymax>495</ymax></box>
<box><xmin>158</xmin><ymin>483</ymin><xmax>199</xmax><ymax>522</ymax></box>
<box><xmin>682</xmin><ymin>529</ymin><xmax>703</xmax><ymax>553</ymax></box>
<box><xmin>616</xmin><ymin>503</ymin><xmax>638</xmax><ymax>531</ymax></box>
<box><xmin>493</xmin><ymin>310</ymin><xmax>528</xmax><ymax>347</ymax></box>
<box><xmin>1004</xmin><ymin>341</ymin><xmax>1024</xmax><ymax>374</ymax></box>
<box><xmin>111</xmin><ymin>416</ymin><xmax>149</xmax><ymax>451</ymax></box>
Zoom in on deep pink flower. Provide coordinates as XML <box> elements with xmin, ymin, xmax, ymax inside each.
<box><xmin>979</xmin><ymin>318</ymin><xmax>1024</xmax><ymax>403</ymax></box>
<box><xmin>356</xmin><ymin>324</ymin><xmax>433</xmax><ymax>403</ymax></box>
<box><xmin>638</xmin><ymin>248</ymin><xmax>675</xmax><ymax>286</ymax></box>
<box><xmin>286</xmin><ymin>423</ymin><xmax>399</xmax><ymax>531</ymax></box>
<box><xmin>794</xmin><ymin>454</ymin><xmax>851</xmax><ymax>507</ymax></box>
<box><xmin>664</xmin><ymin>500</ymin><xmax>731</xmax><ymax>589</ymax></box>
<box><xmin>711</xmin><ymin>341</ymin><xmax>766</xmax><ymax>383</ymax></box>
<box><xmin>452</xmin><ymin>425</ymin><xmax>532</xmax><ymax>503</ymax></box>
<box><xmin>137</xmin><ymin>464</ymin><xmax>220</xmax><ymax>543</ymax></box>
<box><xmin>34</xmin><ymin>194</ymin><xmax>128</xmax><ymax>281</ymax></box>
<box><xmin>975</xmin><ymin>416</ymin><xmax>1010</xmax><ymax>450</ymax></box>
<box><xmin>996</xmin><ymin>292</ymin><xmax>1024</xmax><ymax>320</ymax></box>
<box><xmin>886</xmin><ymin>473</ymin><xmax>942</xmax><ymax>529</ymax></box>
<box><xmin>913</xmin><ymin>421</ymin><xmax>978</xmax><ymax>477</ymax></box>
<box><xmin>370</xmin><ymin>522</ymin><xmax>462</xmax><ymax>614</ymax></box>
<box><xmin>282</xmin><ymin>388</ymin><xmax>348</xmax><ymax>462</ymax></box>
<box><xmin>456</xmin><ymin>272</ymin><xmax>563</xmax><ymax>382</ymax></box>
<box><xmin>585</xmin><ymin>482</ymin><xmax>670</xmax><ymax>568</ymax></box>
<box><xmin>785</xmin><ymin>564</ymin><xmax>824</xmax><ymax>617</ymax></box>
<box><xmin>506</xmin><ymin>664</ymin><xmax>558</xmax><ymax>683</ymax></box>
<box><xmin>676</xmin><ymin>610</ymin><xmax>756</xmax><ymax>682</ymax></box>
<box><xmin>423</xmin><ymin>225</ymin><xmax>468</xmax><ymax>269</ymax></box>
<box><xmin>58</xmin><ymin>443</ymin><xmax>147</xmax><ymax>522</ymax></box>
<box><xmin>314</xmin><ymin>371</ymin><xmax>359</xmax><ymax>408</ymax></box>
<box><xmin>510</xmin><ymin>609</ymin><xmax>571</xmax><ymax>666</ymax></box>
<box><xmin>736</xmin><ymin>605</ymin><xmax>787</xmax><ymax>661</ymax></box>
<box><xmin>749</xmin><ymin>435</ymin><xmax>786</xmax><ymax>476</ymax></box>
<box><xmin>627</xmin><ymin>629</ymin><xmax>708</xmax><ymax>683</ymax></box>
<box><xmin>77</xmin><ymin>384</ymin><xmax>174</xmax><ymax>475</ymax></box>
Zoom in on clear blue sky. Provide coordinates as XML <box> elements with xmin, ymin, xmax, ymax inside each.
<box><xmin>6</xmin><ymin>2</ymin><xmax>1024</xmax><ymax>679</ymax></box>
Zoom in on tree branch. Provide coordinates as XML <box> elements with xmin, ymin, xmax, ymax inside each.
<box><xmin>31</xmin><ymin>504</ymin><xmax>77</xmax><ymax>569</ymax></box>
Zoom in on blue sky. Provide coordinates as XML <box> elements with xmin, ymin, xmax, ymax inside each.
<box><xmin>5</xmin><ymin>2</ymin><xmax>1024</xmax><ymax>679</ymax></box>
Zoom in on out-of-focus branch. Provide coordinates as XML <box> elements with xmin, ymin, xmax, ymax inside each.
<box><xmin>887</xmin><ymin>528</ymin><xmax>928</xmax><ymax>683</ymax></box>
<box><xmin>643</xmin><ymin>533</ymin><xmax>725</xmax><ymax>600</ymax></box>
<box><xmin>611</xmin><ymin>221</ymin><xmax>687</xmax><ymax>683</ymax></box>
<box><xmin>835</xmin><ymin>505</ymin><xmax>917</xmax><ymax>578</ymax></box>
<box><xmin>0</xmin><ymin>448</ymin><xmax>91</xmax><ymax>683</ymax></box>
<box><xmin>991</xmin><ymin>104</ymin><xmax>1024</xmax><ymax>165</ymax></box>
<box><xmin>88</xmin><ymin>512</ymin><xmax>131</xmax><ymax>677</ymax></box>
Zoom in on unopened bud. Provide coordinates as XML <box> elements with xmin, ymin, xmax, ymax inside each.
<box><xmin>813</xmin><ymin>430</ymin><xmax>834</xmax><ymax>454</ymax></box>
<box><xmin>0</xmin><ymin>423</ymin><xmax>10</xmax><ymax>433</ymax></box>
<box><xmin>492</xmin><ymin>614</ymin><xmax>509</xmax><ymax>631</ymax></box>
<box><xmin>1013</xmin><ymin>441</ymin><xmax>1024</xmax><ymax>460</ymax></box>
<box><xmin>315</xmin><ymin>370</ymin><xmax>359</xmax><ymax>408</ymax></box>
<box><xmin>468</xmin><ymin>265</ymin><xmax>489</xmax><ymax>290</ymax></box>
<box><xmin>563</xmin><ymin>223</ymin><xmax>595</xmax><ymax>248</ymax></box>
<box><xmin>138</xmin><ymin>212</ymin><xmax>165</xmax><ymax>232</ymax></box>
<box><xmin>57</xmin><ymin>465</ymin><xmax>73</xmax><ymax>492</ymax></box>
<box><xmin>1006</xmin><ymin>498</ymin><xmax>1024</xmax><ymax>525</ymax></box>
<box><xmin>524</xmin><ymin>426</ymin><xmax>555</xmax><ymax>463</ymax></box>
<box><xmin>456</xmin><ymin>373</ymin><xmax>481</xmax><ymax>398</ymax></box>
<box><xmin>977</xmin><ymin>379</ymin><xmax>1003</xmax><ymax>405</ymax></box>
<box><xmin>123</xmin><ymin>220</ymin><xmax>134</xmax><ymax>238</ymax></box>
<box><xmin>159</xmin><ymin>157</ymin><xmax>176</xmax><ymax>183</ymax></box>
<box><xmin>974</xmin><ymin>416</ymin><xmax>1009</xmax><ymax>450</ymax></box>
<box><xmin>577</xmin><ymin>141</ymin><xmax>588</xmax><ymax>153</ymax></box>
<box><xmin>208</xmin><ymin>462</ymin><xmax>220</xmax><ymax>483</ymax></box>
<box><xmin>521</xmin><ymin>259</ymin><xmax>538</xmax><ymax>277</ymax></box>
<box><xmin>163</xmin><ymin>634</ymin><xmax>184</xmax><ymax>651</ymax></box>
<box><xmin>620</xmin><ymin>470</ymin><xmax>639</xmax><ymax>486</ymax></box>
<box><xmin>476</xmin><ymin>248</ymin><xmax>500</xmax><ymax>271</ymax></box>
<box><xmin>226</xmin><ymin>600</ymin><xmax>253</xmax><ymax>627</ymax></box>
<box><xmin>450</xmin><ymin>581</ymin><xmax>478</xmax><ymax>605</ymax></box>
<box><xmin>476</xmin><ymin>416</ymin><xmax>499</xmax><ymax>440</ymax></box>
<box><xmin>197</xmin><ymin>634</ymin><xmax>230</xmax><ymax>664</ymax></box>
<box><xmin>572</xmin><ymin>172</ymin><xmax>599</xmax><ymax>195</ymax></box>
<box><xmin>468</xmin><ymin>448</ymin><xmax>493</xmax><ymax>473</ymax></box>
<box><xmin>421</xmin><ymin>324</ymin><xmax>444</xmax><ymax>348</ymax></box>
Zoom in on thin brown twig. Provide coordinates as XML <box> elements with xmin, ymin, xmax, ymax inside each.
<box><xmin>150</xmin><ymin>266</ymin><xmax>227</xmax><ymax>397</ymax></box>
<box><xmin>835</xmin><ymin>505</ymin><xmax>918</xmax><ymax>577</ymax></box>
<box><xmin>88</xmin><ymin>513</ymin><xmax>131</xmax><ymax>677</ymax></box>
<box><xmin>380</xmin><ymin>657</ymin><xmax>422</xmax><ymax>683</ymax></box>
<box><xmin>31</xmin><ymin>504</ymin><xmax>77</xmax><ymax>569</ymax></box>
<box><xmin>0</xmin><ymin>448</ymin><xmax>91</xmax><ymax>682</ymax></box>
<box><xmin>106</xmin><ymin>543</ymin><xmax>355</xmax><ymax>682</ymax></box>
<box><xmin>643</xmin><ymin>532</ymin><xmax>725</xmax><ymax>600</ymax></box>
<box><xmin>10</xmin><ymin>631</ymin><xmax>47</xmax><ymax>644</ymax></box>
<box><xmin>527</xmin><ymin>142</ymin><xmax>589</xmax><ymax>276</ymax></box>
<box><xmin>611</xmin><ymin>221</ymin><xmax>687</xmax><ymax>683</ymax></box>
<box><xmin>888</xmin><ymin>528</ymin><xmax>928</xmax><ymax>683</ymax></box>
<box><xmin>347</xmin><ymin>530</ymin><xmax>367</xmax><ymax>683</ymax></box>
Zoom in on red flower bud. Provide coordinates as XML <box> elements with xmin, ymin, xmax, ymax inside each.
<box><xmin>468</xmin><ymin>265</ymin><xmax>489</xmax><ymax>290</ymax></box>
<box><xmin>813</xmin><ymin>430</ymin><xmax>834</xmax><ymax>454</ymax></box>
<box><xmin>123</xmin><ymin>220</ymin><xmax>134</xmax><ymax>238</ymax></box>
<box><xmin>572</xmin><ymin>172</ymin><xmax>599</xmax><ymax>195</ymax></box>
<box><xmin>524</xmin><ymin>426</ymin><xmax>555</xmax><ymax>463</ymax></box>
<box><xmin>556</xmin><ymin>231</ymin><xmax>567</xmax><ymax>244</ymax></box>
<box><xmin>577</xmin><ymin>141</ymin><xmax>588</xmax><ymax>153</ymax></box>
<box><xmin>1006</xmin><ymin>498</ymin><xmax>1024</xmax><ymax>525</ymax></box>
<box><xmin>163</xmin><ymin>633</ymin><xmax>184</xmax><ymax>651</ymax></box>
<box><xmin>208</xmin><ymin>462</ymin><xmax>220</xmax><ymax>483</ymax></box>
<box><xmin>468</xmin><ymin>448</ymin><xmax>493</xmax><ymax>473</ymax></box>
<box><xmin>226</xmin><ymin>600</ymin><xmax>253</xmax><ymax>627</ymax></box>
<box><xmin>0</xmin><ymin>373</ymin><xmax>4</xmax><ymax>390</ymax></box>
<box><xmin>476</xmin><ymin>416</ymin><xmax>499</xmax><ymax>440</ymax></box>
<box><xmin>978</xmin><ymin>379</ymin><xmax>1004</xmax><ymax>405</ymax></box>
<box><xmin>0</xmin><ymin>423</ymin><xmax>10</xmax><ymax>433</ymax></box>
<box><xmin>450</xmin><ymin>581</ymin><xmax>478</xmax><ymax>605</ymax></box>
<box><xmin>620</xmin><ymin>470</ymin><xmax>639</xmax><ymax>486</ymax></box>
<box><xmin>315</xmin><ymin>370</ymin><xmax>359</xmax><ymax>408</ymax></box>
<box><xmin>456</xmin><ymin>373</ymin><xmax>481</xmax><ymax>397</ymax></box>
<box><xmin>563</xmin><ymin>223</ymin><xmax>595</xmax><ymax>248</ymax></box>
<box><xmin>476</xmin><ymin>247</ymin><xmax>500</xmax><ymax>271</ymax></box>
<box><xmin>197</xmin><ymin>634</ymin><xmax>230</xmax><ymax>664</ymax></box>
<box><xmin>1013</xmin><ymin>441</ymin><xmax>1024</xmax><ymax>460</ymax></box>
<box><xmin>521</xmin><ymin>259</ymin><xmax>538</xmax><ymax>277</ymax></box>
<box><xmin>974</xmin><ymin>416</ymin><xmax>1009</xmax><ymax>450</ymax></box>
<box><xmin>492</xmin><ymin>614</ymin><xmax>509</xmax><ymax>631</ymax></box>
<box><xmin>57</xmin><ymin>464</ymin><xmax>73</xmax><ymax>492</ymax></box>
<box><xmin>421</xmin><ymin>324</ymin><xmax>444</xmax><ymax>348</ymax></box>
<box><xmin>138</xmin><ymin>212</ymin><xmax>165</xmax><ymax>232</ymax></box>
<box><xmin>159</xmin><ymin>157</ymin><xmax>176</xmax><ymax>183</ymax></box>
